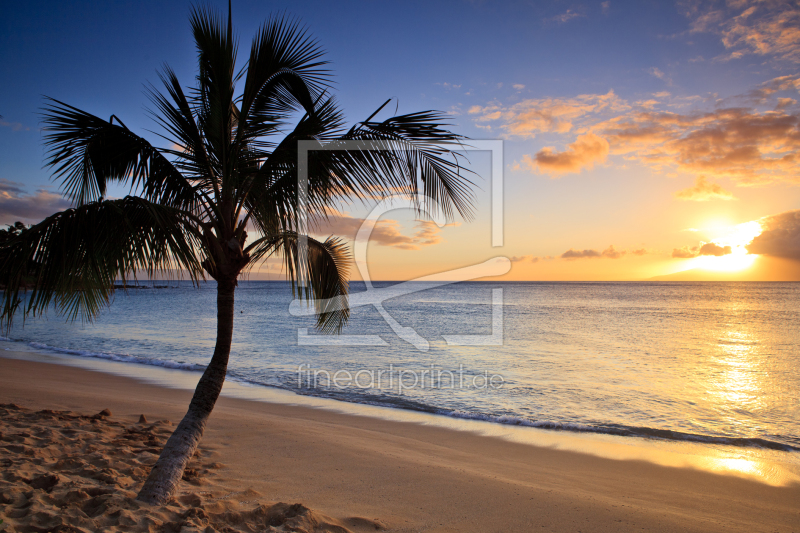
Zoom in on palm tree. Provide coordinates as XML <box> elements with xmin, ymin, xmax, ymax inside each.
<box><xmin>0</xmin><ymin>4</ymin><xmax>473</xmax><ymax>505</ymax></box>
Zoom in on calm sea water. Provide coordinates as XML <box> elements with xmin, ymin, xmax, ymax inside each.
<box><xmin>3</xmin><ymin>281</ymin><xmax>799</xmax><ymax>452</ymax></box>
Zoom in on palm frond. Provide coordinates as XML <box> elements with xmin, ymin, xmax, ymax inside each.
<box><xmin>336</xmin><ymin>109</ymin><xmax>476</xmax><ymax>220</ymax></box>
<box><xmin>41</xmin><ymin>98</ymin><xmax>199</xmax><ymax>211</ymax></box>
<box><xmin>244</xmin><ymin>102</ymin><xmax>475</xmax><ymax>232</ymax></box>
<box><xmin>32</xmin><ymin>11</ymin><xmax>475</xmax><ymax>342</ymax></box>
<box><xmin>241</xmin><ymin>97</ymin><xmax>346</xmax><ymax>236</ymax></box>
<box><xmin>190</xmin><ymin>4</ymin><xmax>239</xmax><ymax>196</ymax></box>
<box><xmin>238</xmin><ymin>14</ymin><xmax>331</xmax><ymax>141</ymax></box>
<box><xmin>0</xmin><ymin>197</ymin><xmax>205</xmax><ymax>325</ymax></box>
<box><xmin>247</xmin><ymin>232</ymin><xmax>349</xmax><ymax>333</ymax></box>
<box><xmin>147</xmin><ymin>69</ymin><xmax>216</xmax><ymax>186</ymax></box>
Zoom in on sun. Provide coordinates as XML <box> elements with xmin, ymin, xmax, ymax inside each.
<box><xmin>686</xmin><ymin>221</ymin><xmax>762</xmax><ymax>272</ymax></box>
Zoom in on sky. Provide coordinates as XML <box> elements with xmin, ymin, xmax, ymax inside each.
<box><xmin>1</xmin><ymin>0</ymin><xmax>799</xmax><ymax>281</ymax></box>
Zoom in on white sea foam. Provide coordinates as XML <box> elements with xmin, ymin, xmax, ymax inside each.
<box><xmin>25</xmin><ymin>341</ymin><xmax>206</xmax><ymax>372</ymax></box>
<box><xmin>2</xmin><ymin>281</ymin><xmax>799</xmax><ymax>453</ymax></box>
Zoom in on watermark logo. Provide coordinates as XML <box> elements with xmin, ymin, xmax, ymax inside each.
<box><xmin>296</xmin><ymin>364</ymin><xmax>505</xmax><ymax>394</ymax></box>
<box><xmin>291</xmin><ymin>141</ymin><xmax>507</xmax><ymax>350</ymax></box>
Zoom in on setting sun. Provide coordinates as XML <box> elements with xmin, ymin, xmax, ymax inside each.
<box><xmin>1</xmin><ymin>2</ymin><xmax>799</xmax><ymax>533</ymax></box>
<box><xmin>683</xmin><ymin>220</ymin><xmax>763</xmax><ymax>272</ymax></box>
<box><xmin>689</xmin><ymin>252</ymin><xmax>757</xmax><ymax>272</ymax></box>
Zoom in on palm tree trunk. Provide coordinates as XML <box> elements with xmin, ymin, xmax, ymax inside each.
<box><xmin>136</xmin><ymin>278</ymin><xmax>236</xmax><ymax>505</ymax></box>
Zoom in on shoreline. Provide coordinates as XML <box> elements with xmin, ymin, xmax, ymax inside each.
<box><xmin>1</xmin><ymin>353</ymin><xmax>799</xmax><ymax>532</ymax></box>
<box><xmin>2</xmin><ymin>344</ymin><xmax>800</xmax><ymax>488</ymax></box>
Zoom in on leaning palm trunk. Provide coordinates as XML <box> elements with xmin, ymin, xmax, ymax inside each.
<box><xmin>0</xmin><ymin>2</ymin><xmax>474</xmax><ymax>507</ymax></box>
<box><xmin>137</xmin><ymin>280</ymin><xmax>235</xmax><ymax>504</ymax></box>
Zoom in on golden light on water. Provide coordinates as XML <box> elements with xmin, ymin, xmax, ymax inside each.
<box><xmin>712</xmin><ymin>327</ymin><xmax>764</xmax><ymax>423</ymax></box>
<box><xmin>703</xmin><ymin>456</ymin><xmax>769</xmax><ymax>479</ymax></box>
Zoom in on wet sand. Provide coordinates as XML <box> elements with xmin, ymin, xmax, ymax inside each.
<box><xmin>0</xmin><ymin>355</ymin><xmax>797</xmax><ymax>532</ymax></box>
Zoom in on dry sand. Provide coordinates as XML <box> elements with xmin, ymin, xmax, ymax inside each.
<box><xmin>0</xmin><ymin>403</ymin><xmax>348</xmax><ymax>532</ymax></box>
<box><xmin>0</xmin><ymin>355</ymin><xmax>797</xmax><ymax>533</ymax></box>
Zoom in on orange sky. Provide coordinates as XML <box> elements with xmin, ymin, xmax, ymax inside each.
<box><xmin>3</xmin><ymin>1</ymin><xmax>800</xmax><ymax>282</ymax></box>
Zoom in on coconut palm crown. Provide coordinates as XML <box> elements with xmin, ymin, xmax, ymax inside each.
<box><xmin>0</xmin><ymin>4</ymin><xmax>474</xmax><ymax>505</ymax></box>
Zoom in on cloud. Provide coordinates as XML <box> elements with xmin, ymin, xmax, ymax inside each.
<box><xmin>561</xmin><ymin>245</ymin><xmax>625</xmax><ymax>260</ymax></box>
<box><xmin>601</xmin><ymin>1</ymin><xmax>610</xmax><ymax>15</ymax></box>
<box><xmin>699</xmin><ymin>242</ymin><xmax>733</xmax><ymax>256</ymax></box>
<box><xmin>746</xmin><ymin>209</ymin><xmax>800</xmax><ymax>258</ymax></box>
<box><xmin>672</xmin><ymin>242</ymin><xmax>732</xmax><ymax>258</ymax></box>
<box><xmin>551</xmin><ymin>8</ymin><xmax>585</xmax><ymax>23</ymax></box>
<box><xmin>509</xmin><ymin>255</ymin><xmax>540</xmax><ymax>263</ymax></box>
<box><xmin>657</xmin><ymin>107</ymin><xmax>800</xmax><ymax>184</ymax></box>
<box><xmin>672</xmin><ymin>245</ymin><xmax>699</xmax><ymax>258</ymax></box>
<box><xmin>0</xmin><ymin>179</ymin><xmax>27</xmax><ymax>197</ymax></box>
<box><xmin>410</xmin><ymin>220</ymin><xmax>443</xmax><ymax>248</ymax></box>
<box><xmin>648</xmin><ymin>67</ymin><xmax>672</xmax><ymax>85</ymax></box>
<box><xmin>0</xmin><ymin>180</ymin><xmax>71</xmax><ymax>224</ymax></box>
<box><xmin>685</xmin><ymin>1</ymin><xmax>800</xmax><ymax>63</ymax></box>
<box><xmin>468</xmin><ymin>104</ymin><xmax>502</xmax><ymax>123</ymax></box>
<box><xmin>519</xmin><ymin>133</ymin><xmax>609</xmax><ymax>175</ymax></box>
<box><xmin>469</xmin><ymin>90</ymin><xmax>628</xmax><ymax>138</ymax></box>
<box><xmin>674</xmin><ymin>176</ymin><xmax>737</xmax><ymax>201</ymax></box>
<box><xmin>720</xmin><ymin>2</ymin><xmax>800</xmax><ymax>63</ymax></box>
<box><xmin>747</xmin><ymin>74</ymin><xmax>800</xmax><ymax>102</ymax></box>
<box><xmin>562</xmin><ymin>249</ymin><xmax>601</xmax><ymax>259</ymax></box>
<box><xmin>477</xmin><ymin>76</ymin><xmax>800</xmax><ymax>185</ymax></box>
<box><xmin>601</xmin><ymin>245</ymin><xmax>626</xmax><ymax>259</ymax></box>
<box><xmin>636</xmin><ymin>99</ymin><xmax>661</xmax><ymax>109</ymax></box>
<box><xmin>0</xmin><ymin>119</ymin><xmax>30</xmax><ymax>132</ymax></box>
<box><xmin>512</xmin><ymin>84</ymin><xmax>525</xmax><ymax>91</ymax></box>
<box><xmin>312</xmin><ymin>210</ymin><xmax>444</xmax><ymax>250</ymax></box>
<box><xmin>599</xmin><ymin>88</ymin><xmax>800</xmax><ymax>185</ymax></box>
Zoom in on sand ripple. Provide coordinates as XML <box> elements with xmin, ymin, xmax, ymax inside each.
<box><xmin>0</xmin><ymin>404</ymin><xmax>372</xmax><ymax>533</ymax></box>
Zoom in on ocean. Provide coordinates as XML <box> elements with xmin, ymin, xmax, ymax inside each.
<box><xmin>3</xmin><ymin>280</ymin><xmax>799</xmax><ymax>454</ymax></box>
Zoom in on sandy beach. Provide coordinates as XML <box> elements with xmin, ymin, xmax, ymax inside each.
<box><xmin>0</xmin><ymin>354</ymin><xmax>798</xmax><ymax>533</ymax></box>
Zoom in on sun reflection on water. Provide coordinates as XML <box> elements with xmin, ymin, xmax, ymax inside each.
<box><xmin>712</xmin><ymin>457</ymin><xmax>759</xmax><ymax>476</ymax></box>
<box><xmin>702</xmin><ymin>307</ymin><xmax>772</xmax><ymax>432</ymax></box>
<box><xmin>715</xmin><ymin>332</ymin><xmax>760</xmax><ymax>408</ymax></box>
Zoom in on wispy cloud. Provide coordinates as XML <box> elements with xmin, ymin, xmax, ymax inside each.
<box><xmin>561</xmin><ymin>245</ymin><xmax>626</xmax><ymax>260</ymax></box>
<box><xmin>0</xmin><ymin>119</ymin><xmax>30</xmax><ymax>132</ymax></box>
<box><xmin>684</xmin><ymin>0</ymin><xmax>800</xmax><ymax>63</ymax></box>
<box><xmin>550</xmin><ymin>8</ymin><xmax>586</xmax><ymax>24</ymax></box>
<box><xmin>509</xmin><ymin>255</ymin><xmax>552</xmax><ymax>264</ymax></box>
<box><xmin>648</xmin><ymin>67</ymin><xmax>672</xmax><ymax>85</ymax></box>
<box><xmin>602</xmin><ymin>101</ymin><xmax>800</xmax><ymax>185</ymax></box>
<box><xmin>312</xmin><ymin>210</ymin><xmax>447</xmax><ymax>250</ymax></box>
<box><xmin>674</xmin><ymin>176</ymin><xmax>736</xmax><ymax>201</ymax></box>
<box><xmin>744</xmin><ymin>75</ymin><xmax>800</xmax><ymax>103</ymax></box>
<box><xmin>480</xmin><ymin>76</ymin><xmax>800</xmax><ymax>183</ymax></box>
<box><xmin>0</xmin><ymin>179</ymin><xmax>71</xmax><ymax>224</ymax></box>
<box><xmin>672</xmin><ymin>245</ymin><xmax>699</xmax><ymax>258</ymax></box>
<box><xmin>672</xmin><ymin>242</ymin><xmax>733</xmax><ymax>258</ymax></box>
<box><xmin>469</xmin><ymin>90</ymin><xmax>627</xmax><ymax>138</ymax></box>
